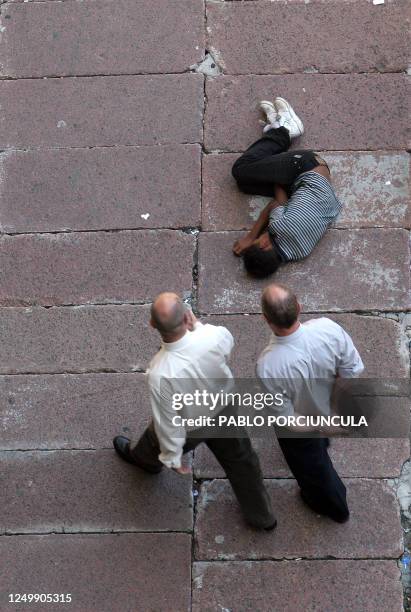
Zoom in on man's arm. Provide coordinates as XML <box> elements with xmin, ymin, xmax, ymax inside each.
<box><xmin>149</xmin><ymin>384</ymin><xmax>190</xmax><ymax>474</ymax></box>
<box><xmin>218</xmin><ymin>326</ymin><xmax>235</xmax><ymax>357</ymax></box>
<box><xmin>337</xmin><ymin>327</ymin><xmax>365</xmax><ymax>378</ymax></box>
<box><xmin>233</xmin><ymin>200</ymin><xmax>280</xmax><ymax>256</ymax></box>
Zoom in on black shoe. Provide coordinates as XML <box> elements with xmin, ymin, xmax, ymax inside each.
<box><xmin>247</xmin><ymin>517</ymin><xmax>277</xmax><ymax>531</ymax></box>
<box><xmin>113</xmin><ymin>435</ymin><xmax>135</xmax><ymax>463</ymax></box>
<box><xmin>113</xmin><ymin>436</ymin><xmax>162</xmax><ymax>474</ymax></box>
<box><xmin>264</xmin><ymin>519</ymin><xmax>278</xmax><ymax>531</ymax></box>
<box><xmin>300</xmin><ymin>490</ymin><xmax>349</xmax><ymax>524</ymax></box>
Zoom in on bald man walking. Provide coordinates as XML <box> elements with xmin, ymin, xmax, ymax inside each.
<box><xmin>257</xmin><ymin>283</ymin><xmax>364</xmax><ymax>523</ymax></box>
<box><xmin>113</xmin><ymin>292</ymin><xmax>276</xmax><ymax>530</ymax></box>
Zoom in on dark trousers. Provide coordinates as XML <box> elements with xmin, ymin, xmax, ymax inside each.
<box><xmin>278</xmin><ymin>437</ymin><xmax>349</xmax><ymax>523</ymax></box>
<box><xmin>131</xmin><ymin>422</ymin><xmax>275</xmax><ymax>529</ymax></box>
<box><xmin>232</xmin><ymin>127</ymin><xmax>319</xmax><ymax>196</ymax></box>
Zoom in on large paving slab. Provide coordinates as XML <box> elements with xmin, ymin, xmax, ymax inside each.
<box><xmin>202</xmin><ymin>151</ymin><xmax>411</xmax><ymax>230</ymax></box>
<box><xmin>204</xmin><ymin>313</ymin><xmax>410</xmax><ymax>380</ymax></box>
<box><xmin>0</xmin><ymin>0</ymin><xmax>204</xmax><ymax>77</ymax></box>
<box><xmin>0</xmin><ymin>533</ymin><xmax>191</xmax><ymax>612</ymax></box>
<box><xmin>0</xmin><ymin>74</ymin><xmax>204</xmax><ymax>149</ymax></box>
<box><xmin>204</xmin><ymin>75</ymin><xmax>409</xmax><ymax>151</ymax></box>
<box><xmin>192</xmin><ymin>560</ymin><xmax>403</xmax><ymax>612</ymax></box>
<box><xmin>198</xmin><ymin>229</ymin><xmax>411</xmax><ymax>313</ymax></box>
<box><xmin>0</xmin><ymin>450</ymin><xmax>192</xmax><ymax>533</ymax></box>
<box><xmin>206</xmin><ymin>0</ymin><xmax>409</xmax><ymax>75</ymax></box>
<box><xmin>0</xmin><ymin>305</ymin><xmax>157</xmax><ymax>374</ymax></box>
<box><xmin>194</xmin><ymin>479</ymin><xmax>402</xmax><ymax>560</ymax></box>
<box><xmin>7</xmin><ymin>372</ymin><xmax>406</xmax><ymax>470</ymax></box>
<box><xmin>0</xmin><ymin>145</ymin><xmax>201</xmax><ymax>232</ymax></box>
<box><xmin>194</xmin><ymin>436</ymin><xmax>411</xmax><ymax>479</ymax></box>
<box><xmin>0</xmin><ymin>373</ymin><xmax>151</xmax><ymax>450</ymax></box>
<box><xmin>4</xmin><ymin>308</ymin><xmax>405</xmax><ymax>376</ymax></box>
<box><xmin>0</xmin><ymin>230</ymin><xmax>195</xmax><ymax>306</ymax></box>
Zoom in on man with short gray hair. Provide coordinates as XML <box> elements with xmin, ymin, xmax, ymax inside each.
<box><xmin>257</xmin><ymin>283</ymin><xmax>364</xmax><ymax>523</ymax></box>
<box><xmin>113</xmin><ymin>292</ymin><xmax>276</xmax><ymax>530</ymax></box>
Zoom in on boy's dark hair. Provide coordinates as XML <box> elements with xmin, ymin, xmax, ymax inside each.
<box><xmin>262</xmin><ymin>284</ymin><xmax>299</xmax><ymax>328</ymax></box>
<box><xmin>243</xmin><ymin>245</ymin><xmax>281</xmax><ymax>278</ymax></box>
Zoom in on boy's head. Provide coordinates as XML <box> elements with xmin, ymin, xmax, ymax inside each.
<box><xmin>243</xmin><ymin>232</ymin><xmax>281</xmax><ymax>278</ymax></box>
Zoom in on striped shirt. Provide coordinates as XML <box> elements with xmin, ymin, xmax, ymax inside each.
<box><xmin>268</xmin><ymin>171</ymin><xmax>342</xmax><ymax>261</ymax></box>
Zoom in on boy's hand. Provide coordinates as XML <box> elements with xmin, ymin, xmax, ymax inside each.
<box><xmin>233</xmin><ymin>236</ymin><xmax>254</xmax><ymax>256</ymax></box>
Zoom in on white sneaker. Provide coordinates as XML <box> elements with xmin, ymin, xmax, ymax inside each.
<box><xmin>259</xmin><ymin>100</ymin><xmax>280</xmax><ymax>131</ymax></box>
<box><xmin>274</xmin><ymin>97</ymin><xmax>304</xmax><ymax>139</ymax></box>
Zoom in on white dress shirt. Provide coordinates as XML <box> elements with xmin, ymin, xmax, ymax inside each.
<box><xmin>146</xmin><ymin>321</ymin><xmax>234</xmax><ymax>468</ymax></box>
<box><xmin>257</xmin><ymin>317</ymin><xmax>364</xmax><ymax>418</ymax></box>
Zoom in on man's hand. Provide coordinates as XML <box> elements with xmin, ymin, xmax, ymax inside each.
<box><xmin>185</xmin><ymin>308</ymin><xmax>197</xmax><ymax>331</ymax></box>
<box><xmin>233</xmin><ymin>235</ymin><xmax>254</xmax><ymax>256</ymax></box>
<box><xmin>172</xmin><ymin>465</ymin><xmax>192</xmax><ymax>475</ymax></box>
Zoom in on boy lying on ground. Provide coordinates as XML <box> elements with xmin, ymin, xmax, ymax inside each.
<box><xmin>232</xmin><ymin>97</ymin><xmax>342</xmax><ymax>278</ymax></box>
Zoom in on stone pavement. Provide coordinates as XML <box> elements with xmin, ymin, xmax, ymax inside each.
<box><xmin>0</xmin><ymin>1</ymin><xmax>409</xmax><ymax>611</ymax></box>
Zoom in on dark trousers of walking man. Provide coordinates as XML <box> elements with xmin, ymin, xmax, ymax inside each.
<box><xmin>126</xmin><ymin>411</ymin><xmax>276</xmax><ymax>531</ymax></box>
<box><xmin>278</xmin><ymin>437</ymin><xmax>349</xmax><ymax>523</ymax></box>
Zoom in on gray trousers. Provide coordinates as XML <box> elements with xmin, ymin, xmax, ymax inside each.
<box><xmin>131</xmin><ymin>420</ymin><xmax>275</xmax><ymax>529</ymax></box>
